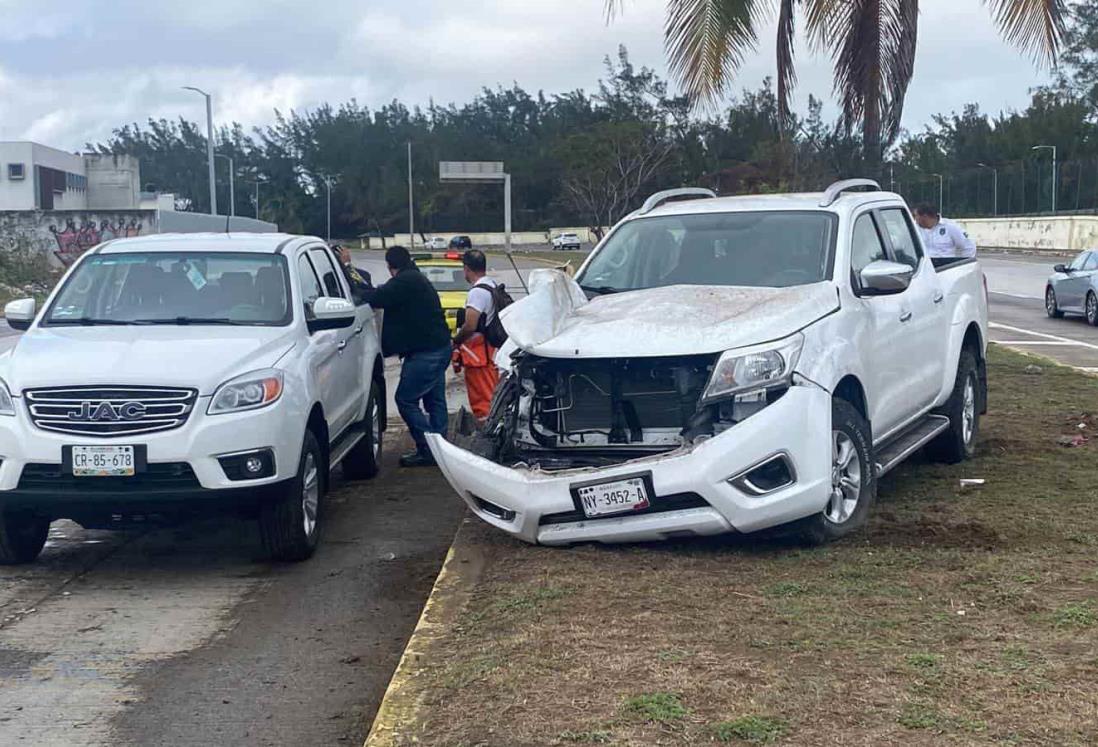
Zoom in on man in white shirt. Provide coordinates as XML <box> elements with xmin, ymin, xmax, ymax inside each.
<box><xmin>452</xmin><ymin>250</ymin><xmax>500</xmax><ymax>420</ymax></box>
<box><xmin>914</xmin><ymin>205</ymin><xmax>977</xmax><ymax>259</ymax></box>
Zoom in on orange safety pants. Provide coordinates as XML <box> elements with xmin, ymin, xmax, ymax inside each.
<box><xmin>453</xmin><ymin>335</ymin><xmax>500</xmax><ymax>421</ymax></box>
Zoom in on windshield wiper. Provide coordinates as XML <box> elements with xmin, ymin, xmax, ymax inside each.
<box><xmin>580</xmin><ymin>285</ymin><xmax>625</xmax><ymax>296</ymax></box>
<box><xmin>133</xmin><ymin>317</ymin><xmax>245</xmax><ymax>326</ymax></box>
<box><xmin>47</xmin><ymin>317</ymin><xmax>136</xmax><ymax>326</ymax></box>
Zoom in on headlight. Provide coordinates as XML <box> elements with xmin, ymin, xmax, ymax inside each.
<box><xmin>703</xmin><ymin>334</ymin><xmax>804</xmax><ymax>402</ymax></box>
<box><xmin>208</xmin><ymin>369</ymin><xmax>284</xmax><ymax>415</ymax></box>
<box><xmin>0</xmin><ymin>379</ymin><xmax>14</xmax><ymax>416</ymax></box>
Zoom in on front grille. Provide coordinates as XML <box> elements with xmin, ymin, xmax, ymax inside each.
<box><xmin>539</xmin><ymin>492</ymin><xmax>710</xmax><ymax>526</ymax></box>
<box><xmin>24</xmin><ymin>386</ymin><xmax>198</xmax><ymax>437</ymax></box>
<box><xmin>17</xmin><ymin>462</ymin><xmax>200</xmax><ymax>493</ymax></box>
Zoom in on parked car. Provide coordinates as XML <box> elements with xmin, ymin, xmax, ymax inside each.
<box><xmin>428</xmin><ymin>180</ymin><xmax>989</xmax><ymax>546</ymax></box>
<box><xmin>450</xmin><ymin>235</ymin><xmax>473</xmax><ymax>250</ymax></box>
<box><xmin>424</xmin><ymin>237</ymin><xmax>449</xmax><ymax>250</ymax></box>
<box><xmin>551</xmin><ymin>232</ymin><xmax>582</xmax><ymax>250</ymax></box>
<box><xmin>0</xmin><ymin>233</ymin><xmax>386</xmax><ymax>564</ymax></box>
<box><xmin>1045</xmin><ymin>250</ymin><xmax>1098</xmax><ymax>324</ymax></box>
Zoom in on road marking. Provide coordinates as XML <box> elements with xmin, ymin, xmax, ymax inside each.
<box><xmin>992</xmin><ymin>340</ymin><xmax>1080</xmax><ymax>346</ymax></box>
<box><xmin>989</xmin><ymin>290</ymin><xmax>1042</xmax><ymax>300</ymax></box>
<box><xmin>989</xmin><ymin>322</ymin><xmax>1098</xmax><ymax>351</ymax></box>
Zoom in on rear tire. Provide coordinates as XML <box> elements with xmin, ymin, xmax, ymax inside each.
<box><xmin>1087</xmin><ymin>292</ymin><xmax>1098</xmax><ymax>326</ymax></box>
<box><xmin>260</xmin><ymin>430</ymin><xmax>324</xmax><ymax>562</ymax></box>
<box><xmin>796</xmin><ymin>398</ymin><xmax>876</xmax><ymax>545</ymax></box>
<box><xmin>1046</xmin><ymin>286</ymin><xmax>1064</xmax><ymax>318</ymax></box>
<box><xmin>926</xmin><ymin>349</ymin><xmax>980</xmax><ymax>464</ymax></box>
<box><xmin>0</xmin><ymin>511</ymin><xmax>49</xmax><ymax>564</ymax></box>
<box><xmin>342</xmin><ymin>381</ymin><xmax>383</xmax><ymax>480</ymax></box>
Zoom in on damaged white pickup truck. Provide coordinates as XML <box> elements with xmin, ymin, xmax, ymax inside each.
<box><xmin>428</xmin><ymin>179</ymin><xmax>988</xmax><ymax>546</ymax></box>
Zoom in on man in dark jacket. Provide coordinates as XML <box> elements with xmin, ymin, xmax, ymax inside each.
<box><xmin>359</xmin><ymin>246</ymin><xmax>452</xmax><ymax>467</ymax></box>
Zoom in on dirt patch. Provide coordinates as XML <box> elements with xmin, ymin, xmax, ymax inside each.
<box><xmin>385</xmin><ymin>347</ymin><xmax>1098</xmax><ymax>746</ymax></box>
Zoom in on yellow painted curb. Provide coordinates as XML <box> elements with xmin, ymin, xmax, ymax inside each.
<box><xmin>364</xmin><ymin>519</ymin><xmax>482</xmax><ymax>747</ymax></box>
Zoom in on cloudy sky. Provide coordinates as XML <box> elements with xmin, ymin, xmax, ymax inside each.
<box><xmin>0</xmin><ymin>0</ymin><xmax>1052</xmax><ymax>151</ymax></box>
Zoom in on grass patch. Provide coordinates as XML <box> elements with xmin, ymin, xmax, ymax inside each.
<box><xmin>1052</xmin><ymin>601</ymin><xmax>1096</xmax><ymax>628</ymax></box>
<box><xmin>897</xmin><ymin>702</ymin><xmax>947</xmax><ymax>730</ymax></box>
<box><xmin>558</xmin><ymin>729</ymin><xmax>613</xmax><ymax>743</ymax></box>
<box><xmin>713</xmin><ymin>716</ymin><xmax>789</xmax><ymax>744</ymax></box>
<box><xmin>622</xmin><ymin>692</ymin><xmax>688</xmax><ymax>723</ymax></box>
<box><xmin>905</xmin><ymin>652</ymin><xmax>943</xmax><ymax>670</ymax></box>
<box><xmin>763</xmin><ymin>581</ymin><xmax>808</xmax><ymax>598</ymax></box>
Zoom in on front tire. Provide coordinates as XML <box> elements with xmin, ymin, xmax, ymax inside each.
<box><xmin>343</xmin><ymin>381</ymin><xmax>383</xmax><ymax>480</ymax></box>
<box><xmin>1087</xmin><ymin>292</ymin><xmax>1098</xmax><ymax>326</ymax></box>
<box><xmin>260</xmin><ymin>430</ymin><xmax>324</xmax><ymax>562</ymax></box>
<box><xmin>1046</xmin><ymin>286</ymin><xmax>1064</xmax><ymax>318</ymax></box>
<box><xmin>926</xmin><ymin>349</ymin><xmax>980</xmax><ymax>463</ymax></box>
<box><xmin>0</xmin><ymin>511</ymin><xmax>49</xmax><ymax>564</ymax></box>
<box><xmin>796</xmin><ymin>399</ymin><xmax>876</xmax><ymax>545</ymax></box>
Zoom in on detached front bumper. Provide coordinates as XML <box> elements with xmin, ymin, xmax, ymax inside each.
<box><xmin>427</xmin><ymin>384</ymin><xmax>833</xmax><ymax>545</ymax></box>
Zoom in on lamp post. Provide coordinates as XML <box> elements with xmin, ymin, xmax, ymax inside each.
<box><xmin>214</xmin><ymin>154</ymin><xmax>235</xmax><ymax>217</ymax></box>
<box><xmin>1031</xmin><ymin>145</ymin><xmax>1057</xmax><ymax>214</ymax></box>
<box><xmin>322</xmin><ymin>175</ymin><xmax>335</xmax><ymax>243</ymax></box>
<box><xmin>407</xmin><ymin>142</ymin><xmax>415</xmax><ymax>249</ymax></box>
<box><xmin>929</xmin><ymin>172</ymin><xmax>944</xmax><ymax>215</ymax></box>
<box><xmin>977</xmin><ymin>163</ymin><xmax>998</xmax><ymax>217</ymax></box>
<box><xmin>182</xmin><ymin>86</ymin><xmax>217</xmax><ymax>215</ymax></box>
<box><xmin>245</xmin><ymin>176</ymin><xmax>267</xmax><ymax>220</ymax></box>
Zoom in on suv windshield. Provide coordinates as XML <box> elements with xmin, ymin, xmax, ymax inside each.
<box><xmin>44</xmin><ymin>251</ymin><xmax>292</xmax><ymax>326</ymax></box>
<box><xmin>577</xmin><ymin>211</ymin><xmax>836</xmax><ymax>292</ymax></box>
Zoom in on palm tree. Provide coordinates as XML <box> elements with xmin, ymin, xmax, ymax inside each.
<box><xmin>607</xmin><ymin>0</ymin><xmax>1066</xmax><ymax>159</ymax></box>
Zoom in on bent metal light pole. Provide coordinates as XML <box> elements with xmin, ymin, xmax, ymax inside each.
<box><xmin>1031</xmin><ymin>145</ymin><xmax>1057</xmax><ymax>214</ymax></box>
<box><xmin>977</xmin><ymin>163</ymin><xmax>998</xmax><ymax>217</ymax></box>
<box><xmin>214</xmin><ymin>154</ymin><xmax>235</xmax><ymax>217</ymax></box>
<box><xmin>183</xmin><ymin>86</ymin><xmax>217</xmax><ymax>215</ymax></box>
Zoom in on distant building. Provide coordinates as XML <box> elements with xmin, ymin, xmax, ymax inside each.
<box><xmin>0</xmin><ymin>141</ymin><xmax>144</xmax><ymax>211</ymax></box>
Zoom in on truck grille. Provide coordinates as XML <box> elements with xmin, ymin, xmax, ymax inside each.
<box><xmin>24</xmin><ymin>386</ymin><xmax>198</xmax><ymax>437</ymax></box>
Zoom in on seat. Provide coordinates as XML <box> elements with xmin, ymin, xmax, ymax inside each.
<box><xmin>217</xmin><ymin>271</ymin><xmax>256</xmax><ymax>307</ymax></box>
<box><xmin>255</xmin><ymin>267</ymin><xmax>287</xmax><ymax>317</ymax></box>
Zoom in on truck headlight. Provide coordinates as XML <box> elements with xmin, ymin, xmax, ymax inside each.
<box><xmin>208</xmin><ymin>369</ymin><xmax>284</xmax><ymax>415</ymax></box>
<box><xmin>703</xmin><ymin>333</ymin><xmax>804</xmax><ymax>402</ymax></box>
<box><xmin>0</xmin><ymin>379</ymin><xmax>14</xmax><ymax>416</ymax></box>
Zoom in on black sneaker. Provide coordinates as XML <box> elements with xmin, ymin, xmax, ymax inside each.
<box><xmin>399</xmin><ymin>451</ymin><xmax>437</xmax><ymax>468</ymax></box>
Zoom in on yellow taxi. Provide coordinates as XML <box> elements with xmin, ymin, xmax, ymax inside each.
<box><xmin>413</xmin><ymin>251</ymin><xmax>467</xmax><ymax>334</ymax></box>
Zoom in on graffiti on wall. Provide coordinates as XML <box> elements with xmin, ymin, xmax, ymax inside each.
<box><xmin>49</xmin><ymin>218</ymin><xmax>144</xmax><ymax>265</ymax></box>
<box><xmin>0</xmin><ymin>211</ymin><xmax>155</xmax><ymax>267</ymax></box>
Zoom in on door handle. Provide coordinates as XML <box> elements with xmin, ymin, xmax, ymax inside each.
<box><xmin>354</xmin><ymin>326</ymin><xmax>364</xmax><ymax>336</ymax></box>
<box><xmin>933</xmin><ymin>292</ymin><xmax>944</xmax><ymax>304</ymax></box>
<box><xmin>899</xmin><ymin>310</ymin><xmax>913</xmax><ymax>323</ymax></box>
<box><xmin>337</xmin><ymin>340</ymin><xmax>348</xmax><ymax>353</ymax></box>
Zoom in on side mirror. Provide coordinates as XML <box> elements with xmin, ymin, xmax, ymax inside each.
<box><xmin>307</xmin><ymin>297</ymin><xmax>356</xmax><ymax>333</ymax></box>
<box><xmin>5</xmin><ymin>298</ymin><xmax>36</xmax><ymax>332</ymax></box>
<box><xmin>859</xmin><ymin>260</ymin><xmax>914</xmax><ymax>295</ymax></box>
<box><xmin>1054</xmin><ymin>263</ymin><xmax>1069</xmax><ymax>274</ymax></box>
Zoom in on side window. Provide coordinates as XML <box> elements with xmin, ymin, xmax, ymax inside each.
<box><xmin>310</xmin><ymin>248</ymin><xmax>346</xmax><ymax>299</ymax></box>
<box><xmin>1069</xmin><ymin>252</ymin><xmax>1089</xmax><ymax>271</ymax></box>
<box><xmin>878</xmin><ymin>209</ymin><xmax>922</xmax><ymax>269</ymax></box>
<box><xmin>1084</xmin><ymin>254</ymin><xmax>1098</xmax><ymax>272</ymax></box>
<box><xmin>850</xmin><ymin>214</ymin><xmax>888</xmax><ymax>278</ymax></box>
<box><xmin>296</xmin><ymin>254</ymin><xmax>324</xmax><ymax>313</ymax></box>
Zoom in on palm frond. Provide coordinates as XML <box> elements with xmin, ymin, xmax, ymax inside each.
<box><xmin>984</xmin><ymin>0</ymin><xmax>1066</xmax><ymax>64</ymax></box>
<box><xmin>777</xmin><ymin>0</ymin><xmax>798</xmax><ymax>128</ymax></box>
<box><xmin>605</xmin><ymin>0</ymin><xmax>626</xmax><ymax>22</ymax></box>
<box><xmin>665</xmin><ymin>0</ymin><xmax>766</xmax><ymax>105</ymax></box>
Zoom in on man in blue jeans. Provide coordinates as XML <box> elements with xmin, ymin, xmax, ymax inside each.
<box><xmin>360</xmin><ymin>246</ymin><xmax>452</xmax><ymax>467</ymax></box>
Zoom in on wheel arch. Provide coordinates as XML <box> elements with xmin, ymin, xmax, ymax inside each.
<box><xmin>832</xmin><ymin>374</ymin><xmax>869</xmax><ymax>427</ymax></box>
<box><xmin>960</xmin><ymin>322</ymin><xmax>988</xmax><ymax>414</ymax></box>
<box><xmin>306</xmin><ymin>403</ymin><xmax>330</xmax><ymax>488</ymax></box>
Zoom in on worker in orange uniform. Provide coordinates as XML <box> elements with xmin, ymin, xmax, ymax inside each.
<box><xmin>452</xmin><ymin>249</ymin><xmax>507</xmax><ymax>421</ymax></box>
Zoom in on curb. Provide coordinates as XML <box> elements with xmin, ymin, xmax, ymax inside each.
<box><xmin>363</xmin><ymin>518</ymin><xmax>483</xmax><ymax>747</ymax></box>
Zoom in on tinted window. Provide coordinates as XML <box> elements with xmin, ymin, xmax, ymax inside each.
<box><xmin>45</xmin><ymin>252</ymin><xmax>291</xmax><ymax>326</ymax></box>
<box><xmin>1085</xmin><ymin>254</ymin><xmax>1098</xmax><ymax>272</ymax></box>
<box><xmin>850</xmin><ymin>214</ymin><xmax>888</xmax><ymax>275</ymax></box>
<box><xmin>878</xmin><ymin>209</ymin><xmax>921</xmax><ymax>268</ymax></box>
<box><xmin>297</xmin><ymin>254</ymin><xmax>324</xmax><ymax>311</ymax></box>
<box><xmin>310</xmin><ymin>248</ymin><xmax>345</xmax><ymax>299</ymax></box>
<box><xmin>577</xmin><ymin>211</ymin><xmax>835</xmax><ymax>291</ymax></box>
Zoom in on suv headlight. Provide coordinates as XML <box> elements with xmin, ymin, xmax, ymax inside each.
<box><xmin>208</xmin><ymin>369</ymin><xmax>284</xmax><ymax>415</ymax></box>
<box><xmin>0</xmin><ymin>378</ymin><xmax>14</xmax><ymax>416</ymax></box>
<box><xmin>703</xmin><ymin>333</ymin><xmax>804</xmax><ymax>402</ymax></box>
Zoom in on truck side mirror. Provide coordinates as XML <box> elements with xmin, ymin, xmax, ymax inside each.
<box><xmin>4</xmin><ymin>298</ymin><xmax>36</xmax><ymax>332</ymax></box>
<box><xmin>859</xmin><ymin>260</ymin><xmax>914</xmax><ymax>296</ymax></box>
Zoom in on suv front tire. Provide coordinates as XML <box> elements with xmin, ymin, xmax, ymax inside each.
<box><xmin>260</xmin><ymin>430</ymin><xmax>324</xmax><ymax>562</ymax></box>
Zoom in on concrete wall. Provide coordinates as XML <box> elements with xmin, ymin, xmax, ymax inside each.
<box><xmin>955</xmin><ymin>216</ymin><xmax>1098</xmax><ymax>253</ymax></box>
<box><xmin>361</xmin><ymin>226</ymin><xmax>604</xmax><ymax>250</ymax></box>
<box><xmin>85</xmin><ymin>154</ymin><xmax>141</xmax><ymax>210</ymax></box>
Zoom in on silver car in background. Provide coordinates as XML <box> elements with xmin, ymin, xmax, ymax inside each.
<box><xmin>1046</xmin><ymin>250</ymin><xmax>1098</xmax><ymax>325</ymax></box>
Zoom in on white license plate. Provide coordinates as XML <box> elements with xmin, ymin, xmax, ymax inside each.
<box><xmin>71</xmin><ymin>445</ymin><xmax>135</xmax><ymax>477</ymax></box>
<box><xmin>576</xmin><ymin>477</ymin><xmax>650</xmax><ymax>518</ymax></box>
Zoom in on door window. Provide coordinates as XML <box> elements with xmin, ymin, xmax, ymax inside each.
<box><xmin>310</xmin><ymin>248</ymin><xmax>346</xmax><ymax>299</ymax></box>
<box><xmin>877</xmin><ymin>209</ymin><xmax>922</xmax><ymax>268</ymax></box>
<box><xmin>297</xmin><ymin>253</ymin><xmax>324</xmax><ymax>313</ymax></box>
<box><xmin>1085</xmin><ymin>254</ymin><xmax>1098</xmax><ymax>272</ymax></box>
<box><xmin>850</xmin><ymin>214</ymin><xmax>888</xmax><ymax>277</ymax></box>
<box><xmin>1069</xmin><ymin>252</ymin><xmax>1090</xmax><ymax>271</ymax></box>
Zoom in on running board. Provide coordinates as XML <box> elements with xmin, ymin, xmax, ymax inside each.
<box><xmin>874</xmin><ymin>414</ymin><xmax>950</xmax><ymax>478</ymax></box>
<box><xmin>329</xmin><ymin>422</ymin><xmax>366</xmax><ymax>469</ymax></box>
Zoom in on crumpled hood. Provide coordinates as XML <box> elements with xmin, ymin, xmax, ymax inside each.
<box><xmin>502</xmin><ymin>270</ymin><xmax>839</xmax><ymax>357</ymax></box>
<box><xmin>0</xmin><ymin>326</ymin><xmax>297</xmax><ymax>395</ymax></box>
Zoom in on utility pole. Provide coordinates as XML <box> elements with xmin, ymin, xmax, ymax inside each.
<box><xmin>183</xmin><ymin>86</ymin><xmax>217</xmax><ymax>215</ymax></box>
<box><xmin>215</xmin><ymin>154</ymin><xmax>235</xmax><ymax>217</ymax></box>
<box><xmin>929</xmin><ymin>173</ymin><xmax>944</xmax><ymax>215</ymax></box>
<box><xmin>407</xmin><ymin>142</ymin><xmax>415</xmax><ymax>249</ymax></box>
<box><xmin>977</xmin><ymin>163</ymin><xmax>998</xmax><ymax>217</ymax></box>
<box><xmin>245</xmin><ymin>176</ymin><xmax>266</xmax><ymax>219</ymax></box>
<box><xmin>1032</xmin><ymin>145</ymin><xmax>1057</xmax><ymax>214</ymax></box>
<box><xmin>324</xmin><ymin>176</ymin><xmax>333</xmax><ymax>243</ymax></box>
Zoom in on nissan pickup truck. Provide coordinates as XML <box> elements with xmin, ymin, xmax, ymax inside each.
<box><xmin>428</xmin><ymin>180</ymin><xmax>988</xmax><ymax>546</ymax></box>
<box><xmin>0</xmin><ymin>233</ymin><xmax>386</xmax><ymax>564</ymax></box>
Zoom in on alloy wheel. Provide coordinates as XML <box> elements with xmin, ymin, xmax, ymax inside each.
<box><xmin>301</xmin><ymin>452</ymin><xmax>319</xmax><ymax>538</ymax></box>
<box><xmin>1046</xmin><ymin>287</ymin><xmax>1057</xmax><ymax>316</ymax></box>
<box><xmin>827</xmin><ymin>431</ymin><xmax>862</xmax><ymax>524</ymax></box>
<box><xmin>1088</xmin><ymin>293</ymin><xmax>1097</xmax><ymax>325</ymax></box>
<box><xmin>961</xmin><ymin>373</ymin><xmax>977</xmax><ymax>446</ymax></box>
<box><xmin>371</xmin><ymin>399</ymin><xmax>381</xmax><ymax>458</ymax></box>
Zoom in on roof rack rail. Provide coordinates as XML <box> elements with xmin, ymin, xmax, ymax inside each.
<box><xmin>638</xmin><ymin>187</ymin><xmax>717</xmax><ymax>215</ymax></box>
<box><xmin>819</xmin><ymin>178</ymin><xmax>880</xmax><ymax>207</ymax></box>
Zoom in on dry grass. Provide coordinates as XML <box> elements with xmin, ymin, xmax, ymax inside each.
<box><xmin>396</xmin><ymin>346</ymin><xmax>1098</xmax><ymax>746</ymax></box>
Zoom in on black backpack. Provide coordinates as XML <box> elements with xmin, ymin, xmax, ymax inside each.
<box><xmin>474</xmin><ymin>281</ymin><xmax>514</xmax><ymax>348</ymax></box>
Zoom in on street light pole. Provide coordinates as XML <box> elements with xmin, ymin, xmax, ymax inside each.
<box><xmin>977</xmin><ymin>163</ymin><xmax>998</xmax><ymax>216</ymax></box>
<box><xmin>245</xmin><ymin>176</ymin><xmax>266</xmax><ymax>220</ymax></box>
<box><xmin>929</xmin><ymin>173</ymin><xmax>944</xmax><ymax>215</ymax></box>
<box><xmin>323</xmin><ymin>176</ymin><xmax>333</xmax><ymax>243</ymax></box>
<box><xmin>214</xmin><ymin>154</ymin><xmax>235</xmax><ymax>217</ymax></box>
<box><xmin>183</xmin><ymin>86</ymin><xmax>217</xmax><ymax>215</ymax></box>
<box><xmin>1031</xmin><ymin>145</ymin><xmax>1057</xmax><ymax>214</ymax></box>
<box><xmin>407</xmin><ymin>142</ymin><xmax>415</xmax><ymax>249</ymax></box>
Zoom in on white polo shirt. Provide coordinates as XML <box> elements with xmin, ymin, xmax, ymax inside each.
<box><xmin>920</xmin><ymin>217</ymin><xmax>977</xmax><ymax>259</ymax></box>
<box><xmin>466</xmin><ymin>277</ymin><xmax>499</xmax><ymax>321</ymax></box>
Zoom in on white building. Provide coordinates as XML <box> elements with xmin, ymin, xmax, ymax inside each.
<box><xmin>0</xmin><ymin>141</ymin><xmax>142</xmax><ymax>211</ymax></box>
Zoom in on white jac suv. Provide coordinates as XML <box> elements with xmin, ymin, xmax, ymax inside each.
<box><xmin>0</xmin><ymin>233</ymin><xmax>385</xmax><ymax>564</ymax></box>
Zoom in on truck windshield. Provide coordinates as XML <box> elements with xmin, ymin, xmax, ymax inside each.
<box><xmin>44</xmin><ymin>252</ymin><xmax>292</xmax><ymax>326</ymax></box>
<box><xmin>578</xmin><ymin>211</ymin><xmax>836</xmax><ymax>292</ymax></box>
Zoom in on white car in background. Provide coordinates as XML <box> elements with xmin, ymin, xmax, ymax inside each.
<box><xmin>551</xmin><ymin>232</ymin><xmax>582</xmax><ymax>250</ymax></box>
<box><xmin>424</xmin><ymin>237</ymin><xmax>449</xmax><ymax>250</ymax></box>
<box><xmin>0</xmin><ymin>233</ymin><xmax>386</xmax><ymax>564</ymax></box>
